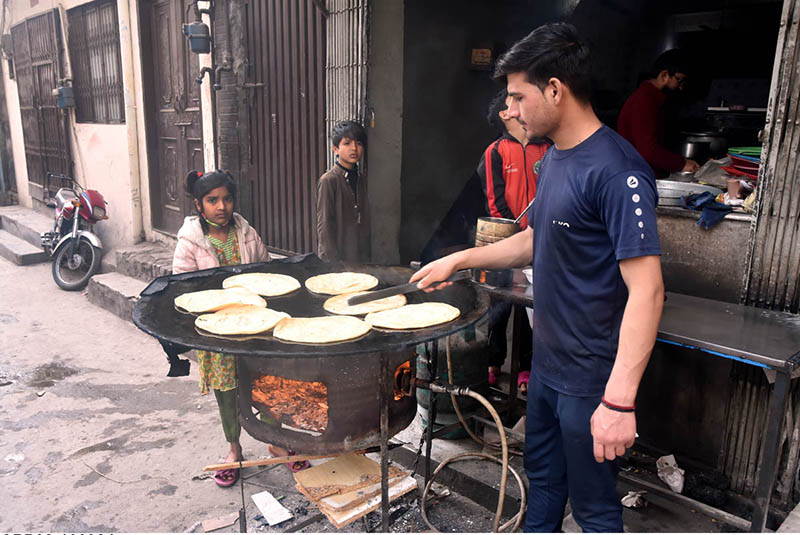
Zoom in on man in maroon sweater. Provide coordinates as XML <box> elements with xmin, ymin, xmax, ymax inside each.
<box><xmin>618</xmin><ymin>50</ymin><xmax>698</xmax><ymax>178</ymax></box>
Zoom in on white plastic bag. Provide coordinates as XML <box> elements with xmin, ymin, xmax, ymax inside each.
<box><xmin>656</xmin><ymin>454</ymin><xmax>685</xmax><ymax>494</ymax></box>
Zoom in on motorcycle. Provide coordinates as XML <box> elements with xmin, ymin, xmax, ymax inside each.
<box><xmin>40</xmin><ymin>172</ymin><xmax>108</xmax><ymax>291</ymax></box>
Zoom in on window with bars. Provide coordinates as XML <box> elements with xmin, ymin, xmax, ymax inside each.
<box><xmin>67</xmin><ymin>0</ymin><xmax>125</xmax><ymax>124</ymax></box>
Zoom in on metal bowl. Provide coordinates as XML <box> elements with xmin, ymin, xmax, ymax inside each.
<box><xmin>666</xmin><ymin>171</ymin><xmax>695</xmax><ymax>183</ymax></box>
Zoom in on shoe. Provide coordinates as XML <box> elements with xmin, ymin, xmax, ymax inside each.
<box><xmin>214</xmin><ymin>468</ymin><xmax>239</xmax><ymax>487</ymax></box>
<box><xmin>488</xmin><ymin>370</ymin><xmax>498</xmax><ymax>386</ymax></box>
<box><xmin>488</xmin><ymin>366</ymin><xmax>500</xmax><ymax>387</ymax></box>
<box><xmin>268</xmin><ymin>445</ymin><xmax>310</xmax><ymax>472</ymax></box>
<box><xmin>517</xmin><ymin>371</ymin><xmax>530</xmax><ymax>395</ymax></box>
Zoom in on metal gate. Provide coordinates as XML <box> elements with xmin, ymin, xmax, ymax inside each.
<box><xmin>729</xmin><ymin>0</ymin><xmax>800</xmax><ymax>510</ymax></box>
<box><xmin>11</xmin><ymin>10</ymin><xmax>72</xmax><ymax>201</ymax></box>
<box><xmin>244</xmin><ymin>0</ymin><xmax>327</xmax><ymax>255</ymax></box>
<box><xmin>325</xmin><ymin>0</ymin><xmax>369</xmax><ymax>169</ymax></box>
<box><xmin>742</xmin><ymin>0</ymin><xmax>800</xmax><ymax>313</ymax></box>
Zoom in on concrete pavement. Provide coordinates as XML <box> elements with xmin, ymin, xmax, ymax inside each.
<box><xmin>0</xmin><ymin>256</ymin><xmax>498</xmax><ymax>532</ymax></box>
<box><xmin>0</xmin><ymin>253</ymin><xmax>752</xmax><ymax>533</ymax></box>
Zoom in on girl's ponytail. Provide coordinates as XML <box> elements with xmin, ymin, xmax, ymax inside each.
<box><xmin>185</xmin><ymin>170</ymin><xmax>203</xmax><ymax>199</ymax></box>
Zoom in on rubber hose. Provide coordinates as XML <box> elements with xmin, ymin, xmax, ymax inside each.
<box><xmin>428</xmin><ymin>335</ymin><xmax>523</xmax><ymax>532</ymax></box>
<box><xmin>419</xmin><ymin>452</ymin><xmax>526</xmax><ymax>533</ymax></box>
<box><xmin>445</xmin><ymin>336</ymin><xmax>523</xmax><ymax>456</ymax></box>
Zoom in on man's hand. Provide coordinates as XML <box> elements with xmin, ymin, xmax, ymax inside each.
<box><xmin>682</xmin><ymin>158</ymin><xmax>700</xmax><ymax>172</ymax></box>
<box><xmin>590</xmin><ymin>404</ymin><xmax>636</xmax><ymax>462</ymax></box>
<box><xmin>408</xmin><ymin>253</ymin><xmax>463</xmax><ymax>292</ymax></box>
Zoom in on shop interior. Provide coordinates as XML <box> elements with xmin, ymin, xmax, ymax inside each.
<box><xmin>412</xmin><ymin>0</ymin><xmax>782</xmax><ymax>265</ymax></box>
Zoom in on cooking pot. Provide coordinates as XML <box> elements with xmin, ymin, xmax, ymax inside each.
<box><xmin>681</xmin><ymin>131</ymin><xmax>728</xmax><ymax>159</ymax></box>
<box><xmin>476</xmin><ymin>217</ymin><xmax>520</xmax><ymax>239</ymax></box>
<box><xmin>680</xmin><ymin>141</ymin><xmax>710</xmax><ymax>162</ymax></box>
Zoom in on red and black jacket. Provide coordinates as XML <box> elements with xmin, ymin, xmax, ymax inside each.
<box><xmin>477</xmin><ymin>133</ymin><xmax>550</xmax><ymax>229</ymax></box>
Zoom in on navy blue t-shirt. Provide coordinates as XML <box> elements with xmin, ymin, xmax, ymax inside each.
<box><xmin>531</xmin><ymin>125</ymin><xmax>661</xmax><ymax>397</ymax></box>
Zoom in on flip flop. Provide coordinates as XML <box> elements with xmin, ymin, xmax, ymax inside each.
<box><xmin>214</xmin><ymin>468</ymin><xmax>239</xmax><ymax>487</ymax></box>
<box><xmin>268</xmin><ymin>446</ymin><xmax>311</xmax><ymax>472</ymax></box>
<box><xmin>286</xmin><ymin>458</ymin><xmax>311</xmax><ymax>472</ymax></box>
<box><xmin>488</xmin><ymin>369</ymin><xmax>498</xmax><ymax>386</ymax></box>
<box><xmin>517</xmin><ymin>371</ymin><xmax>530</xmax><ymax>395</ymax></box>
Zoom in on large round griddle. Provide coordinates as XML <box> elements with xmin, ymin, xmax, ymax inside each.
<box><xmin>132</xmin><ymin>253</ymin><xmax>489</xmax><ymax>357</ymax></box>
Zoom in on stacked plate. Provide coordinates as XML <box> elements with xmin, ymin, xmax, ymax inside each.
<box><xmin>724</xmin><ymin>147</ymin><xmax>761</xmax><ymax>180</ymax></box>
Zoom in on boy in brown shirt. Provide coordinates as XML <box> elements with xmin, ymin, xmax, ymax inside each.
<box><xmin>316</xmin><ymin>120</ymin><xmax>370</xmax><ymax>262</ymax></box>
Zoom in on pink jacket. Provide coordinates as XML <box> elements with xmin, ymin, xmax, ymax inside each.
<box><xmin>172</xmin><ymin>213</ymin><xmax>270</xmax><ymax>274</ymax></box>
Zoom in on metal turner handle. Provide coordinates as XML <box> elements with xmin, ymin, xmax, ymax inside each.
<box><xmin>513</xmin><ymin>197</ymin><xmax>536</xmax><ymax>225</ymax></box>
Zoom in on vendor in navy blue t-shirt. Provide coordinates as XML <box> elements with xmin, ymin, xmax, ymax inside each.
<box><xmin>411</xmin><ymin>23</ymin><xmax>665</xmax><ymax>533</ymax></box>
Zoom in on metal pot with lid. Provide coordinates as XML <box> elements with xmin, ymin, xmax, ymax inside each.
<box><xmin>680</xmin><ymin>130</ymin><xmax>728</xmax><ymax>160</ymax></box>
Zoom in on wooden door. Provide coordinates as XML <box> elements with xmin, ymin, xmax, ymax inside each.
<box><xmin>141</xmin><ymin>0</ymin><xmax>204</xmax><ymax>234</ymax></box>
<box><xmin>11</xmin><ymin>10</ymin><xmax>72</xmax><ymax>201</ymax></box>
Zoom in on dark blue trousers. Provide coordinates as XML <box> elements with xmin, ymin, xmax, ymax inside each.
<box><xmin>524</xmin><ymin>374</ymin><xmax>622</xmax><ymax>532</ymax></box>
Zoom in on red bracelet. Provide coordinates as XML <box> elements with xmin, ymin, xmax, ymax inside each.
<box><xmin>601</xmin><ymin>397</ymin><xmax>635</xmax><ymax>413</ymax></box>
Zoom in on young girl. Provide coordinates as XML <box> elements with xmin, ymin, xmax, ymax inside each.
<box><xmin>172</xmin><ymin>170</ymin><xmax>269</xmax><ymax>487</ymax></box>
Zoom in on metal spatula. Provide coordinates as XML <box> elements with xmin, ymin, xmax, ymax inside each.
<box><xmin>346</xmin><ymin>270</ymin><xmax>471</xmax><ymax>306</ymax></box>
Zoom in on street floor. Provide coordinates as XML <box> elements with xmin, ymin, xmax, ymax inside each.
<box><xmin>0</xmin><ymin>257</ymin><xmax>497</xmax><ymax>532</ymax></box>
<box><xmin>0</xmin><ymin>255</ymin><xmax>743</xmax><ymax>533</ymax></box>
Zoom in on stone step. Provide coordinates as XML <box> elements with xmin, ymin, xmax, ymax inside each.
<box><xmin>0</xmin><ymin>229</ymin><xmax>48</xmax><ymax>265</ymax></box>
<box><xmin>114</xmin><ymin>242</ymin><xmax>174</xmax><ymax>282</ymax></box>
<box><xmin>87</xmin><ymin>272</ymin><xmax>149</xmax><ymax>323</ymax></box>
<box><xmin>0</xmin><ymin>205</ymin><xmax>52</xmax><ymax>247</ymax></box>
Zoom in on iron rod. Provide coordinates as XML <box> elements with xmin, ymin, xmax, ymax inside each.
<box><xmin>425</xmin><ymin>341</ymin><xmax>439</xmax><ymax>485</ymax></box>
<box><xmin>380</xmin><ymin>352</ymin><xmax>389</xmax><ymax>532</ymax></box>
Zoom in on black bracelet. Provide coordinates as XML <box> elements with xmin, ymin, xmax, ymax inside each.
<box><xmin>601</xmin><ymin>398</ymin><xmax>635</xmax><ymax>413</ymax></box>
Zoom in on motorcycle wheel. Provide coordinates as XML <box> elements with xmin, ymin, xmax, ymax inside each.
<box><xmin>52</xmin><ymin>237</ymin><xmax>102</xmax><ymax>291</ymax></box>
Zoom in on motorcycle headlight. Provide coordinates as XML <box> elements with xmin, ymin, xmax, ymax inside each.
<box><xmin>92</xmin><ymin>205</ymin><xmax>106</xmax><ymax>220</ymax></box>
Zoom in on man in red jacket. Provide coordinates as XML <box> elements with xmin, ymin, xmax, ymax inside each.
<box><xmin>617</xmin><ymin>50</ymin><xmax>699</xmax><ymax>178</ymax></box>
<box><xmin>477</xmin><ymin>89</ymin><xmax>550</xmax><ymax>394</ymax></box>
<box><xmin>479</xmin><ymin>89</ymin><xmax>549</xmax><ymax>229</ymax></box>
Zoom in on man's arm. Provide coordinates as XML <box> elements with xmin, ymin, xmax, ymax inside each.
<box><xmin>410</xmin><ymin>226</ymin><xmax>533</xmax><ymax>290</ymax></box>
<box><xmin>316</xmin><ymin>178</ymin><xmax>337</xmax><ymax>261</ymax></box>
<box><xmin>627</xmin><ymin>103</ymin><xmax>687</xmax><ymax>174</ymax></box>
<box><xmin>590</xmin><ymin>254</ymin><xmax>664</xmax><ymax>462</ymax></box>
<box><xmin>485</xmin><ymin>144</ymin><xmax>514</xmax><ymax>220</ymax></box>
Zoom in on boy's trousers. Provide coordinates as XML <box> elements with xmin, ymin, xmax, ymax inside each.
<box><xmin>523</xmin><ymin>374</ymin><xmax>623</xmax><ymax>532</ymax></box>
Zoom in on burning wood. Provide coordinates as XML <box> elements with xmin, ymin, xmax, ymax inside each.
<box><xmin>251</xmin><ymin>375</ymin><xmax>328</xmax><ymax>432</ymax></box>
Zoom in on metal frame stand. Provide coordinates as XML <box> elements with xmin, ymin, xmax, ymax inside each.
<box><xmin>380</xmin><ymin>352</ymin><xmax>390</xmax><ymax>532</ymax></box>
<box><xmin>424</xmin><ymin>340</ymin><xmax>439</xmax><ymax>487</ymax></box>
<box><xmin>749</xmin><ymin>361</ymin><xmax>796</xmax><ymax>532</ymax></box>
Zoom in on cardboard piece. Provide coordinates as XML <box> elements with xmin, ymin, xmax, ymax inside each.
<box><xmin>317</xmin><ymin>475</ymin><xmax>418</xmax><ymax>529</ymax></box>
<box><xmin>201</xmin><ymin>512</ymin><xmax>239</xmax><ymax>532</ymax></box>
<box><xmin>251</xmin><ymin>490</ymin><xmax>294</xmax><ymax>526</ymax></box>
<box><xmin>293</xmin><ymin>453</ymin><xmax>403</xmax><ymax>501</ymax></box>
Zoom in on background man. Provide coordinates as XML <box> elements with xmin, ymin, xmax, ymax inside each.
<box><xmin>478</xmin><ymin>88</ymin><xmax>550</xmax><ymax>394</ymax></box>
<box><xmin>617</xmin><ymin>49</ymin><xmax>699</xmax><ymax>178</ymax></box>
<box><xmin>411</xmin><ymin>23</ymin><xmax>664</xmax><ymax>532</ymax></box>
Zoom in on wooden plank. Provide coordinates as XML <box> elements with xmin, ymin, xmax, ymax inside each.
<box><xmin>319</xmin><ymin>473</ymin><xmax>406</xmax><ymax>511</ymax></box>
<box><xmin>317</xmin><ymin>475</ymin><xmax>417</xmax><ymax>529</ymax></box>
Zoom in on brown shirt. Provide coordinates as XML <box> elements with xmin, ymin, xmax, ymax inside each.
<box><xmin>316</xmin><ymin>164</ymin><xmax>371</xmax><ymax>263</ymax></box>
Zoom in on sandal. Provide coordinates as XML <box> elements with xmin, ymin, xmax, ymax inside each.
<box><xmin>517</xmin><ymin>371</ymin><xmax>530</xmax><ymax>396</ymax></box>
<box><xmin>488</xmin><ymin>367</ymin><xmax>500</xmax><ymax>387</ymax></box>
<box><xmin>268</xmin><ymin>446</ymin><xmax>310</xmax><ymax>472</ymax></box>
<box><xmin>214</xmin><ymin>468</ymin><xmax>239</xmax><ymax>487</ymax></box>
